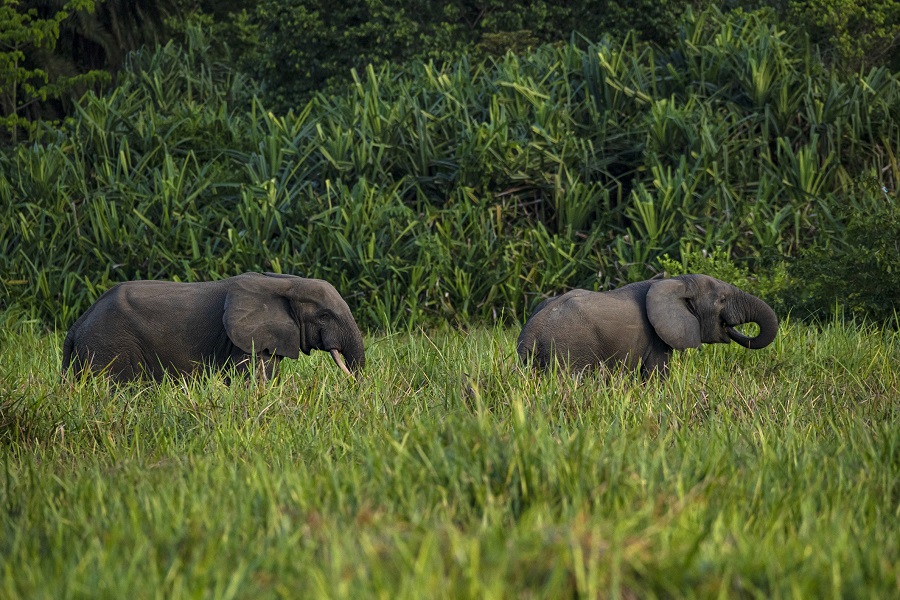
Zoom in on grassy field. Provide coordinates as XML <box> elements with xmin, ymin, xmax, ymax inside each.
<box><xmin>1</xmin><ymin>315</ymin><xmax>898</xmax><ymax>598</ymax></box>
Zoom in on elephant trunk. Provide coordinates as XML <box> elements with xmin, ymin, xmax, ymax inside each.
<box><xmin>336</xmin><ymin>326</ymin><xmax>366</xmax><ymax>375</ymax></box>
<box><xmin>726</xmin><ymin>291</ymin><xmax>779</xmax><ymax>349</ymax></box>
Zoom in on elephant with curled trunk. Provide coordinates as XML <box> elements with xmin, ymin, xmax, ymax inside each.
<box><xmin>517</xmin><ymin>274</ymin><xmax>778</xmax><ymax>378</ymax></box>
<box><xmin>62</xmin><ymin>272</ymin><xmax>365</xmax><ymax>382</ymax></box>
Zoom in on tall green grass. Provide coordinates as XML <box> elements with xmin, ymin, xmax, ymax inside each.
<box><xmin>1</xmin><ymin>315</ymin><xmax>898</xmax><ymax>597</ymax></box>
<box><xmin>2</xmin><ymin>9</ymin><xmax>898</xmax><ymax>330</ymax></box>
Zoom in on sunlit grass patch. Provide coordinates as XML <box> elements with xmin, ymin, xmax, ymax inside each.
<box><xmin>1</xmin><ymin>316</ymin><xmax>898</xmax><ymax>597</ymax></box>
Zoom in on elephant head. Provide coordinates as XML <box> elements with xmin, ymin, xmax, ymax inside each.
<box><xmin>223</xmin><ymin>273</ymin><xmax>365</xmax><ymax>376</ymax></box>
<box><xmin>645</xmin><ymin>274</ymin><xmax>778</xmax><ymax>352</ymax></box>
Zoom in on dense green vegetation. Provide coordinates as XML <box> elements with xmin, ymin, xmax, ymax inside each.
<box><xmin>212</xmin><ymin>0</ymin><xmax>703</xmax><ymax>111</ymax></box>
<box><xmin>2</xmin><ymin>4</ymin><xmax>899</xmax><ymax>597</ymax></box>
<box><xmin>6</xmin><ymin>0</ymin><xmax>899</xmax><ymax>133</ymax></box>
<box><xmin>2</xmin><ymin>318</ymin><xmax>898</xmax><ymax>597</ymax></box>
<box><xmin>212</xmin><ymin>0</ymin><xmax>900</xmax><ymax>111</ymax></box>
<box><xmin>3</xmin><ymin>9</ymin><xmax>899</xmax><ymax>330</ymax></box>
<box><xmin>0</xmin><ymin>0</ymin><xmax>183</xmax><ymax>144</ymax></box>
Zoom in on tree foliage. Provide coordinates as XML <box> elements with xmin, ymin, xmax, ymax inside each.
<box><xmin>0</xmin><ymin>0</ymin><xmax>181</xmax><ymax>145</ymax></box>
<box><xmin>6</xmin><ymin>0</ymin><xmax>900</xmax><ymax>142</ymax></box>
<box><xmin>182</xmin><ymin>0</ymin><xmax>900</xmax><ymax>112</ymax></box>
<box><xmin>788</xmin><ymin>0</ymin><xmax>900</xmax><ymax>72</ymax></box>
<box><xmin>191</xmin><ymin>0</ymin><xmax>699</xmax><ymax>112</ymax></box>
<box><xmin>0</xmin><ymin>0</ymin><xmax>108</xmax><ymax>143</ymax></box>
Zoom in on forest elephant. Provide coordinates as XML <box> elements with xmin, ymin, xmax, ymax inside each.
<box><xmin>517</xmin><ymin>274</ymin><xmax>778</xmax><ymax>378</ymax></box>
<box><xmin>62</xmin><ymin>272</ymin><xmax>365</xmax><ymax>382</ymax></box>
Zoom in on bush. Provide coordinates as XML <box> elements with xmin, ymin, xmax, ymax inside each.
<box><xmin>787</xmin><ymin>0</ymin><xmax>900</xmax><ymax>73</ymax></box>
<box><xmin>787</xmin><ymin>189</ymin><xmax>900</xmax><ymax>323</ymax></box>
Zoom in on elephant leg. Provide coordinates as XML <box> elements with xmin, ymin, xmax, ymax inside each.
<box><xmin>230</xmin><ymin>350</ymin><xmax>280</xmax><ymax>382</ymax></box>
<box><xmin>255</xmin><ymin>351</ymin><xmax>280</xmax><ymax>382</ymax></box>
<box><xmin>639</xmin><ymin>347</ymin><xmax>671</xmax><ymax>379</ymax></box>
<box><xmin>108</xmin><ymin>358</ymin><xmax>140</xmax><ymax>383</ymax></box>
<box><xmin>80</xmin><ymin>346</ymin><xmax>142</xmax><ymax>383</ymax></box>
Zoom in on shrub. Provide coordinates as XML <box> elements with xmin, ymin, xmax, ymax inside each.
<box><xmin>787</xmin><ymin>188</ymin><xmax>900</xmax><ymax>323</ymax></box>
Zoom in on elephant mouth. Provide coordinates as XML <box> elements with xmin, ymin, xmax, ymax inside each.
<box><xmin>718</xmin><ymin>322</ymin><xmax>735</xmax><ymax>342</ymax></box>
<box><xmin>725</xmin><ymin>323</ymin><xmax>757</xmax><ymax>346</ymax></box>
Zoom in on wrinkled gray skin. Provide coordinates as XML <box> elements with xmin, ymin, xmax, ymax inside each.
<box><xmin>517</xmin><ymin>274</ymin><xmax>778</xmax><ymax>378</ymax></box>
<box><xmin>62</xmin><ymin>272</ymin><xmax>365</xmax><ymax>382</ymax></box>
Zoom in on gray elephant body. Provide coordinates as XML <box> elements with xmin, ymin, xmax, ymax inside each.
<box><xmin>517</xmin><ymin>274</ymin><xmax>778</xmax><ymax>377</ymax></box>
<box><xmin>62</xmin><ymin>272</ymin><xmax>365</xmax><ymax>382</ymax></box>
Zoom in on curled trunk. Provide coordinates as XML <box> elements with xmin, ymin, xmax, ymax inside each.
<box><xmin>726</xmin><ymin>291</ymin><xmax>779</xmax><ymax>349</ymax></box>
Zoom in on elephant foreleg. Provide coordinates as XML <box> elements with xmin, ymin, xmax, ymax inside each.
<box><xmin>230</xmin><ymin>350</ymin><xmax>280</xmax><ymax>382</ymax></box>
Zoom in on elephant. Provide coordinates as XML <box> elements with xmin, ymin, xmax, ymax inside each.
<box><xmin>517</xmin><ymin>274</ymin><xmax>778</xmax><ymax>378</ymax></box>
<box><xmin>62</xmin><ymin>272</ymin><xmax>365</xmax><ymax>383</ymax></box>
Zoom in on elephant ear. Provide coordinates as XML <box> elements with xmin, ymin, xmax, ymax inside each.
<box><xmin>223</xmin><ymin>285</ymin><xmax>301</xmax><ymax>359</ymax></box>
<box><xmin>645</xmin><ymin>278</ymin><xmax>702</xmax><ymax>350</ymax></box>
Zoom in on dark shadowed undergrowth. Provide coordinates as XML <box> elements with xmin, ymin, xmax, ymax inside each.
<box><xmin>1</xmin><ymin>315</ymin><xmax>898</xmax><ymax>598</ymax></box>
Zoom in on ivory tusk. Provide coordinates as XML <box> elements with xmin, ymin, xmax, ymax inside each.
<box><xmin>330</xmin><ymin>349</ymin><xmax>353</xmax><ymax>377</ymax></box>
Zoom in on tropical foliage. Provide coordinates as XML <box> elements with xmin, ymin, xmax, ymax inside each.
<box><xmin>221</xmin><ymin>0</ymin><xmax>699</xmax><ymax>111</ymax></box>
<box><xmin>6</xmin><ymin>0</ymin><xmax>899</xmax><ymax>136</ymax></box>
<box><xmin>2</xmin><ymin>9</ymin><xmax>898</xmax><ymax>330</ymax></box>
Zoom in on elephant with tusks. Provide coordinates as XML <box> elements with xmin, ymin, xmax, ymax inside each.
<box><xmin>62</xmin><ymin>272</ymin><xmax>365</xmax><ymax>382</ymax></box>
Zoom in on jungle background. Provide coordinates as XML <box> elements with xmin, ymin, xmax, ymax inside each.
<box><xmin>2</xmin><ymin>0</ymin><xmax>900</xmax><ymax>330</ymax></box>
